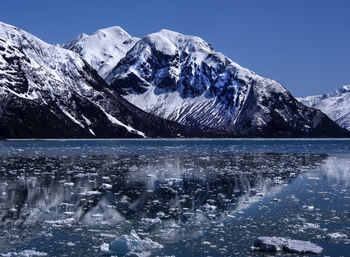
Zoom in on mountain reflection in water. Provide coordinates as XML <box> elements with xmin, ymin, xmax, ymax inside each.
<box><xmin>0</xmin><ymin>153</ymin><xmax>327</xmax><ymax>250</ymax></box>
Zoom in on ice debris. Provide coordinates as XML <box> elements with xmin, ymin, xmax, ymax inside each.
<box><xmin>252</xmin><ymin>236</ymin><xmax>323</xmax><ymax>254</ymax></box>
<box><xmin>79</xmin><ymin>190</ymin><xmax>102</xmax><ymax>196</ymax></box>
<box><xmin>325</xmin><ymin>232</ymin><xmax>347</xmax><ymax>239</ymax></box>
<box><xmin>99</xmin><ymin>183</ymin><xmax>112</xmax><ymax>190</ymax></box>
<box><xmin>100</xmin><ymin>230</ymin><xmax>163</xmax><ymax>255</ymax></box>
<box><xmin>44</xmin><ymin>218</ymin><xmax>75</xmax><ymax>225</ymax></box>
<box><xmin>1</xmin><ymin>250</ymin><xmax>48</xmax><ymax>257</ymax></box>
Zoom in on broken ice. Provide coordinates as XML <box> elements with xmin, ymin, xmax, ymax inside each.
<box><xmin>101</xmin><ymin>230</ymin><xmax>163</xmax><ymax>255</ymax></box>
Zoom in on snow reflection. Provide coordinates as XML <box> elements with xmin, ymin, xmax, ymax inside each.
<box><xmin>320</xmin><ymin>156</ymin><xmax>350</xmax><ymax>186</ymax></box>
<box><xmin>0</xmin><ymin>153</ymin><xmax>328</xmax><ymax>254</ymax></box>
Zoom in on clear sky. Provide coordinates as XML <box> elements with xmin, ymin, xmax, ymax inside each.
<box><xmin>1</xmin><ymin>0</ymin><xmax>349</xmax><ymax>96</ymax></box>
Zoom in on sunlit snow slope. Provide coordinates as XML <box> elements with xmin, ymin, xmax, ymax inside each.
<box><xmin>63</xmin><ymin>26</ymin><xmax>139</xmax><ymax>80</ymax></box>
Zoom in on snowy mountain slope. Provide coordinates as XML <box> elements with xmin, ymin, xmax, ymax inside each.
<box><xmin>104</xmin><ymin>29</ymin><xmax>348</xmax><ymax>137</ymax></box>
<box><xmin>0</xmin><ymin>22</ymin><xmax>199</xmax><ymax>138</ymax></box>
<box><xmin>63</xmin><ymin>26</ymin><xmax>139</xmax><ymax>79</ymax></box>
<box><xmin>298</xmin><ymin>85</ymin><xmax>350</xmax><ymax>130</ymax></box>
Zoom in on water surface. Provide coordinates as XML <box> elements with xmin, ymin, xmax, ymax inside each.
<box><xmin>0</xmin><ymin>139</ymin><xmax>349</xmax><ymax>256</ymax></box>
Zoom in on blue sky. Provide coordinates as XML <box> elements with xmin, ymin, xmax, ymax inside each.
<box><xmin>1</xmin><ymin>0</ymin><xmax>349</xmax><ymax>96</ymax></box>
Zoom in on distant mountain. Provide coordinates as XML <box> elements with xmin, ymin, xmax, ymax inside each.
<box><xmin>298</xmin><ymin>85</ymin><xmax>350</xmax><ymax>130</ymax></box>
<box><xmin>67</xmin><ymin>28</ymin><xmax>348</xmax><ymax>137</ymax></box>
<box><xmin>0</xmin><ymin>22</ymin><xmax>199</xmax><ymax>139</ymax></box>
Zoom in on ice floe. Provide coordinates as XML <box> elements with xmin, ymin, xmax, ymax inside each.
<box><xmin>100</xmin><ymin>230</ymin><xmax>163</xmax><ymax>255</ymax></box>
<box><xmin>325</xmin><ymin>232</ymin><xmax>347</xmax><ymax>239</ymax></box>
<box><xmin>1</xmin><ymin>250</ymin><xmax>47</xmax><ymax>257</ymax></box>
<box><xmin>252</xmin><ymin>236</ymin><xmax>323</xmax><ymax>254</ymax></box>
<box><xmin>99</xmin><ymin>183</ymin><xmax>112</xmax><ymax>190</ymax></box>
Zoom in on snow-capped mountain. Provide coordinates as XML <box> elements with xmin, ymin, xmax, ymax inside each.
<box><xmin>298</xmin><ymin>85</ymin><xmax>350</xmax><ymax>130</ymax></box>
<box><xmin>63</xmin><ymin>26</ymin><xmax>139</xmax><ymax>80</ymax></box>
<box><xmin>97</xmin><ymin>29</ymin><xmax>347</xmax><ymax>137</ymax></box>
<box><xmin>0</xmin><ymin>22</ymin><xmax>197</xmax><ymax>138</ymax></box>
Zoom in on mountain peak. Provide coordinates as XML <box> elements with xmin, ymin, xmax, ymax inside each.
<box><xmin>64</xmin><ymin>25</ymin><xmax>139</xmax><ymax>79</ymax></box>
<box><xmin>92</xmin><ymin>26</ymin><xmax>132</xmax><ymax>39</ymax></box>
<box><xmin>339</xmin><ymin>85</ymin><xmax>350</xmax><ymax>93</ymax></box>
<box><xmin>144</xmin><ymin>29</ymin><xmax>213</xmax><ymax>54</ymax></box>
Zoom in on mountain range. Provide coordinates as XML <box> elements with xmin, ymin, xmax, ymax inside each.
<box><xmin>0</xmin><ymin>21</ymin><xmax>348</xmax><ymax>138</ymax></box>
<box><xmin>0</xmin><ymin>22</ymin><xmax>201</xmax><ymax>138</ymax></box>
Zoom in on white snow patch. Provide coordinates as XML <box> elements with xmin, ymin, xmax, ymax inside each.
<box><xmin>100</xmin><ymin>107</ymin><xmax>146</xmax><ymax>137</ymax></box>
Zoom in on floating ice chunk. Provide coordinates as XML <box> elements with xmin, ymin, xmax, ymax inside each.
<box><xmin>101</xmin><ymin>230</ymin><xmax>163</xmax><ymax>255</ymax></box>
<box><xmin>325</xmin><ymin>232</ymin><xmax>347</xmax><ymax>239</ymax></box>
<box><xmin>63</xmin><ymin>212</ymin><xmax>75</xmax><ymax>216</ymax></box>
<box><xmin>253</xmin><ymin>236</ymin><xmax>323</xmax><ymax>254</ymax></box>
<box><xmin>284</xmin><ymin>239</ymin><xmax>323</xmax><ymax>254</ymax></box>
<box><xmin>141</xmin><ymin>217</ymin><xmax>161</xmax><ymax>225</ymax></box>
<box><xmin>45</xmin><ymin>218</ymin><xmax>75</xmax><ymax>225</ymax></box>
<box><xmin>302</xmin><ymin>205</ymin><xmax>314</xmax><ymax>211</ymax></box>
<box><xmin>79</xmin><ymin>191</ymin><xmax>102</xmax><ymax>196</ymax></box>
<box><xmin>63</xmin><ymin>182</ymin><xmax>74</xmax><ymax>187</ymax></box>
<box><xmin>99</xmin><ymin>183</ymin><xmax>112</xmax><ymax>190</ymax></box>
<box><xmin>202</xmin><ymin>203</ymin><xmax>217</xmax><ymax>213</ymax></box>
<box><xmin>74</xmin><ymin>173</ymin><xmax>86</xmax><ymax>178</ymax></box>
<box><xmin>252</xmin><ymin>237</ymin><xmax>285</xmax><ymax>252</ymax></box>
<box><xmin>91</xmin><ymin>214</ymin><xmax>103</xmax><ymax>218</ymax></box>
<box><xmin>99</xmin><ymin>243</ymin><xmax>109</xmax><ymax>253</ymax></box>
<box><xmin>302</xmin><ymin>222</ymin><xmax>320</xmax><ymax>230</ymax></box>
<box><xmin>1</xmin><ymin>250</ymin><xmax>48</xmax><ymax>256</ymax></box>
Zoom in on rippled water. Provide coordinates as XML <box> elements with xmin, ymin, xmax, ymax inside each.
<box><xmin>0</xmin><ymin>139</ymin><xmax>349</xmax><ymax>256</ymax></box>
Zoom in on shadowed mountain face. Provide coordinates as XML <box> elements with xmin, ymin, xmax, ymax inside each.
<box><xmin>0</xmin><ymin>22</ymin><xmax>203</xmax><ymax>139</ymax></box>
<box><xmin>67</xmin><ymin>28</ymin><xmax>349</xmax><ymax>137</ymax></box>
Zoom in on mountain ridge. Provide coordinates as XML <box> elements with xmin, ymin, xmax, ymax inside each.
<box><xmin>0</xmin><ymin>21</ymin><xmax>204</xmax><ymax>139</ymax></box>
<box><xmin>0</xmin><ymin>21</ymin><xmax>348</xmax><ymax>138</ymax></box>
<box><xmin>86</xmin><ymin>28</ymin><xmax>348</xmax><ymax>137</ymax></box>
<box><xmin>298</xmin><ymin>85</ymin><xmax>350</xmax><ymax>131</ymax></box>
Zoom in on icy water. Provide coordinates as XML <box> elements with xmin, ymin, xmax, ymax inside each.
<box><xmin>0</xmin><ymin>139</ymin><xmax>349</xmax><ymax>257</ymax></box>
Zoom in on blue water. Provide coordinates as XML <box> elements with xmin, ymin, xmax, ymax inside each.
<box><xmin>1</xmin><ymin>138</ymin><xmax>350</xmax><ymax>156</ymax></box>
<box><xmin>0</xmin><ymin>139</ymin><xmax>349</xmax><ymax>256</ymax></box>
